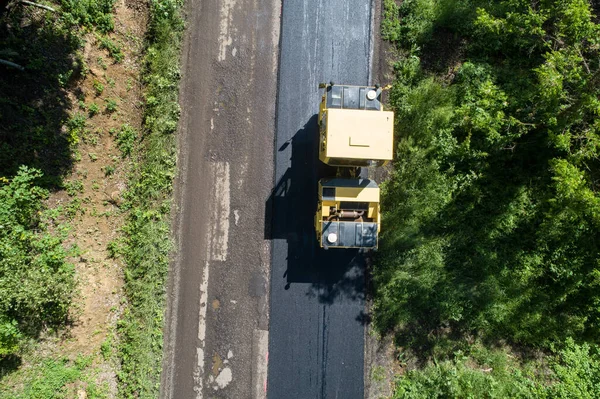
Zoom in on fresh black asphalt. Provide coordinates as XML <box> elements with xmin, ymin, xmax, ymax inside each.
<box><xmin>267</xmin><ymin>0</ymin><xmax>374</xmax><ymax>397</ymax></box>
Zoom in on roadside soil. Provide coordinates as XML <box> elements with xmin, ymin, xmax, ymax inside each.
<box><xmin>59</xmin><ymin>0</ymin><xmax>146</xmax><ymax>352</ymax></box>
<box><xmin>7</xmin><ymin>1</ymin><xmax>148</xmax><ymax>397</ymax></box>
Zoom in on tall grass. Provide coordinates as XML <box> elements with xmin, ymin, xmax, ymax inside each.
<box><xmin>116</xmin><ymin>0</ymin><xmax>184</xmax><ymax>397</ymax></box>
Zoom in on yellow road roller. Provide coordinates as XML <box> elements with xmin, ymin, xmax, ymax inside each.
<box><xmin>315</xmin><ymin>83</ymin><xmax>394</xmax><ymax>249</ymax></box>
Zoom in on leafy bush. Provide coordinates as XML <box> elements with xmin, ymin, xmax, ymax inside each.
<box><xmin>64</xmin><ymin>179</ymin><xmax>84</xmax><ymax>196</ymax></box>
<box><xmin>88</xmin><ymin>103</ymin><xmax>100</xmax><ymax>116</ymax></box>
<box><xmin>0</xmin><ymin>319</ymin><xmax>22</xmax><ymax>357</ymax></box>
<box><xmin>98</xmin><ymin>35</ymin><xmax>124</xmax><ymax>62</ymax></box>
<box><xmin>60</xmin><ymin>0</ymin><xmax>117</xmax><ymax>34</ymax></box>
<box><xmin>93</xmin><ymin>80</ymin><xmax>105</xmax><ymax>96</ymax></box>
<box><xmin>545</xmin><ymin>338</ymin><xmax>600</xmax><ymax>399</ymax></box>
<box><xmin>103</xmin><ymin>164</ymin><xmax>116</xmax><ymax>176</ymax></box>
<box><xmin>381</xmin><ymin>0</ymin><xmax>402</xmax><ymax>42</ymax></box>
<box><xmin>66</xmin><ymin>112</ymin><xmax>87</xmax><ymax>146</ymax></box>
<box><xmin>0</xmin><ymin>167</ymin><xmax>75</xmax><ymax>357</ymax></box>
<box><xmin>394</xmin><ymin>356</ymin><xmax>537</xmax><ymax>398</ymax></box>
<box><xmin>116</xmin><ymin>124</ymin><xmax>136</xmax><ymax>157</ymax></box>
<box><xmin>104</xmin><ymin>98</ymin><xmax>118</xmax><ymax>113</ymax></box>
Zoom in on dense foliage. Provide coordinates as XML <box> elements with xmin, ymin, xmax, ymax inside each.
<box><xmin>0</xmin><ymin>167</ymin><xmax>74</xmax><ymax>357</ymax></box>
<box><xmin>376</xmin><ymin>0</ymin><xmax>600</xmax><ymax>348</ymax></box>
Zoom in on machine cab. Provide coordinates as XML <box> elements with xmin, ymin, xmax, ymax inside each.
<box><xmin>318</xmin><ymin>83</ymin><xmax>394</xmax><ymax>168</ymax></box>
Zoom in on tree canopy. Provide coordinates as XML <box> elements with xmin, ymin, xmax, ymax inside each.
<box><xmin>376</xmin><ymin>0</ymin><xmax>600</xmax><ymax>348</ymax></box>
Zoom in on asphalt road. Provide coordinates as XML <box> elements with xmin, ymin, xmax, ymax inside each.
<box><xmin>160</xmin><ymin>0</ymin><xmax>280</xmax><ymax>397</ymax></box>
<box><xmin>267</xmin><ymin>0</ymin><xmax>375</xmax><ymax>398</ymax></box>
<box><xmin>161</xmin><ymin>0</ymin><xmax>376</xmax><ymax>396</ymax></box>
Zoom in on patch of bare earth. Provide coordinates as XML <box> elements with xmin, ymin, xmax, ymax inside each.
<box><xmin>43</xmin><ymin>0</ymin><xmax>148</xmax><ymax>396</ymax></box>
<box><xmin>365</xmin><ymin>328</ymin><xmax>404</xmax><ymax>399</ymax></box>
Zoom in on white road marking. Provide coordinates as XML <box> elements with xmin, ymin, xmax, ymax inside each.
<box><xmin>237</xmin><ymin>154</ymin><xmax>249</xmax><ymax>189</ymax></box>
<box><xmin>198</xmin><ymin>261</ymin><xmax>210</xmax><ymax>342</ymax></box>
<box><xmin>234</xmin><ymin>209</ymin><xmax>240</xmax><ymax>225</ymax></box>
<box><xmin>218</xmin><ymin>0</ymin><xmax>236</xmax><ymax>61</ymax></box>
<box><xmin>209</xmin><ymin>162</ymin><xmax>230</xmax><ymax>261</ymax></box>
<box><xmin>271</xmin><ymin>0</ymin><xmax>281</xmax><ymax>76</ymax></box>
<box><xmin>215</xmin><ymin>367</ymin><xmax>233</xmax><ymax>389</ymax></box>
<box><xmin>193</xmin><ymin>258</ymin><xmax>210</xmax><ymax>398</ymax></box>
<box><xmin>193</xmin><ymin>347</ymin><xmax>204</xmax><ymax>399</ymax></box>
<box><xmin>193</xmin><ymin>161</ymin><xmax>230</xmax><ymax>397</ymax></box>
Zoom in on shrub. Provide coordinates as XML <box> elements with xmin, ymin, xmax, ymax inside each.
<box><xmin>60</xmin><ymin>0</ymin><xmax>117</xmax><ymax>34</ymax></box>
<box><xmin>103</xmin><ymin>164</ymin><xmax>116</xmax><ymax>176</ymax></box>
<box><xmin>393</xmin><ymin>340</ymin><xmax>600</xmax><ymax>398</ymax></box>
<box><xmin>88</xmin><ymin>103</ymin><xmax>100</xmax><ymax>116</ymax></box>
<box><xmin>104</xmin><ymin>98</ymin><xmax>118</xmax><ymax>113</ymax></box>
<box><xmin>115</xmin><ymin>124</ymin><xmax>136</xmax><ymax>157</ymax></box>
<box><xmin>0</xmin><ymin>167</ymin><xmax>75</xmax><ymax>357</ymax></box>
<box><xmin>93</xmin><ymin>80</ymin><xmax>105</xmax><ymax>96</ymax></box>
<box><xmin>98</xmin><ymin>35</ymin><xmax>124</xmax><ymax>62</ymax></box>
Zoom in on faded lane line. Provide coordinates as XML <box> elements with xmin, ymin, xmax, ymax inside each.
<box><xmin>271</xmin><ymin>0</ymin><xmax>281</xmax><ymax>76</ymax></box>
<box><xmin>193</xmin><ymin>260</ymin><xmax>209</xmax><ymax>398</ymax></box>
<box><xmin>218</xmin><ymin>0</ymin><xmax>236</xmax><ymax>61</ymax></box>
<box><xmin>237</xmin><ymin>154</ymin><xmax>249</xmax><ymax>189</ymax></box>
<box><xmin>193</xmin><ymin>161</ymin><xmax>230</xmax><ymax>398</ymax></box>
<box><xmin>209</xmin><ymin>161</ymin><xmax>231</xmax><ymax>261</ymax></box>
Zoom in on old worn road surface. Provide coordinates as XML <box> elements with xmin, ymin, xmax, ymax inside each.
<box><xmin>268</xmin><ymin>0</ymin><xmax>374</xmax><ymax>398</ymax></box>
<box><xmin>161</xmin><ymin>0</ymin><xmax>375</xmax><ymax>397</ymax></box>
<box><xmin>160</xmin><ymin>0</ymin><xmax>280</xmax><ymax>397</ymax></box>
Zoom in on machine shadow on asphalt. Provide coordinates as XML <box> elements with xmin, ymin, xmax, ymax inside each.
<box><xmin>265</xmin><ymin>114</ymin><xmax>366</xmax><ymax>306</ymax></box>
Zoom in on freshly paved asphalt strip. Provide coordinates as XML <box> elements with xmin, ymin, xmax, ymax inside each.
<box><xmin>267</xmin><ymin>0</ymin><xmax>374</xmax><ymax>398</ymax></box>
<box><xmin>160</xmin><ymin>0</ymin><xmax>280</xmax><ymax>397</ymax></box>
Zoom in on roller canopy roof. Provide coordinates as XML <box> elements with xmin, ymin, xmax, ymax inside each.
<box><xmin>323</xmin><ymin>108</ymin><xmax>394</xmax><ymax>161</ymax></box>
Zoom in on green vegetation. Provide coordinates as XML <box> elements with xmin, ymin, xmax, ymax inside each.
<box><xmin>115</xmin><ymin>124</ymin><xmax>137</xmax><ymax>157</ymax></box>
<box><xmin>0</xmin><ymin>0</ymin><xmax>123</xmax><ymax>394</ymax></box>
<box><xmin>0</xmin><ymin>168</ymin><xmax>75</xmax><ymax>357</ymax></box>
<box><xmin>88</xmin><ymin>103</ymin><xmax>100</xmax><ymax>116</ymax></box>
<box><xmin>377</xmin><ymin>0</ymin><xmax>600</xmax><ymax>396</ymax></box>
<box><xmin>98</xmin><ymin>35</ymin><xmax>124</xmax><ymax>62</ymax></box>
<box><xmin>60</xmin><ymin>0</ymin><xmax>116</xmax><ymax>34</ymax></box>
<box><xmin>115</xmin><ymin>0</ymin><xmax>184</xmax><ymax>397</ymax></box>
<box><xmin>0</xmin><ymin>354</ymin><xmax>109</xmax><ymax>399</ymax></box>
<box><xmin>103</xmin><ymin>164</ymin><xmax>116</xmax><ymax>176</ymax></box>
<box><xmin>93</xmin><ymin>80</ymin><xmax>105</xmax><ymax>96</ymax></box>
<box><xmin>104</xmin><ymin>98</ymin><xmax>118</xmax><ymax>113</ymax></box>
<box><xmin>0</xmin><ymin>0</ymin><xmax>116</xmax><ymax>187</ymax></box>
<box><xmin>393</xmin><ymin>339</ymin><xmax>600</xmax><ymax>398</ymax></box>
